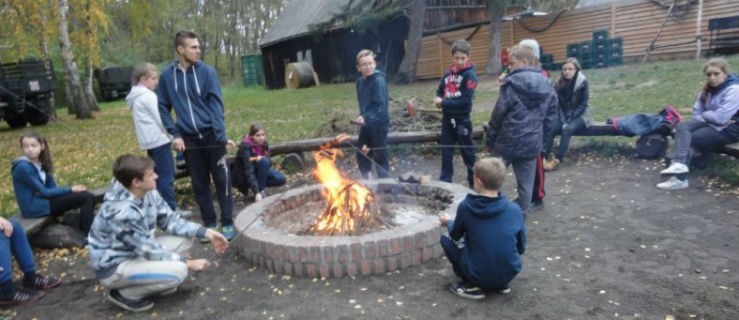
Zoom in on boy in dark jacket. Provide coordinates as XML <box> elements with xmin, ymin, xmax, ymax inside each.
<box><xmin>355</xmin><ymin>49</ymin><xmax>391</xmax><ymax>179</ymax></box>
<box><xmin>439</xmin><ymin>157</ymin><xmax>526</xmax><ymax>300</ymax></box>
<box><xmin>486</xmin><ymin>45</ymin><xmax>557</xmax><ymax>214</ymax></box>
<box><xmin>434</xmin><ymin>39</ymin><xmax>478</xmax><ymax>187</ymax></box>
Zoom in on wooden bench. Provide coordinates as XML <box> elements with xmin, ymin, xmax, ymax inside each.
<box><xmin>12</xmin><ymin>186</ymin><xmax>110</xmax><ymax>236</ymax></box>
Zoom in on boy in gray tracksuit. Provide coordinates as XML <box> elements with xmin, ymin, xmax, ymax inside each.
<box><xmin>87</xmin><ymin>155</ymin><xmax>228</xmax><ymax>312</ymax></box>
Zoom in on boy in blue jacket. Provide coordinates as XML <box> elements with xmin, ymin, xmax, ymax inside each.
<box><xmin>434</xmin><ymin>39</ymin><xmax>478</xmax><ymax>187</ymax></box>
<box><xmin>439</xmin><ymin>157</ymin><xmax>526</xmax><ymax>300</ymax></box>
<box><xmin>355</xmin><ymin>49</ymin><xmax>390</xmax><ymax>179</ymax></box>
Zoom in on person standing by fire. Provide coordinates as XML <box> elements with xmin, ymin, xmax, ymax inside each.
<box><xmin>434</xmin><ymin>39</ymin><xmax>478</xmax><ymax>188</ymax></box>
<box><xmin>354</xmin><ymin>49</ymin><xmax>391</xmax><ymax>179</ymax></box>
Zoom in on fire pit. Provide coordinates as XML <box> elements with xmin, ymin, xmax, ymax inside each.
<box><xmin>233</xmin><ymin>179</ymin><xmax>470</xmax><ymax>278</ymax></box>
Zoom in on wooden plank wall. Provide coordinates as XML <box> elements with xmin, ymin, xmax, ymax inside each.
<box><xmin>416</xmin><ymin>0</ymin><xmax>739</xmax><ymax>79</ymax></box>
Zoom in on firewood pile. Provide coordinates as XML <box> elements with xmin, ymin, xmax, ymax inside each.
<box><xmin>313</xmin><ymin>97</ymin><xmax>442</xmax><ymax>138</ymax></box>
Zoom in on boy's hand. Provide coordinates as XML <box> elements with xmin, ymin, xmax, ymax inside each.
<box><xmin>355</xmin><ymin>116</ymin><xmax>365</xmax><ymax>125</ymax></box>
<box><xmin>205</xmin><ymin>229</ymin><xmax>229</xmax><ymax>253</ymax></box>
<box><xmin>438</xmin><ymin>213</ymin><xmax>450</xmax><ymax>227</ymax></box>
<box><xmin>0</xmin><ymin>217</ymin><xmax>13</xmax><ymax>237</ymax></box>
<box><xmin>226</xmin><ymin>139</ymin><xmax>236</xmax><ymax>149</ymax></box>
<box><xmin>173</xmin><ymin>138</ymin><xmax>186</xmax><ymax>152</ymax></box>
<box><xmin>433</xmin><ymin>97</ymin><xmax>443</xmax><ymax>108</ymax></box>
<box><xmin>72</xmin><ymin>185</ymin><xmax>87</xmax><ymax>192</ymax></box>
<box><xmin>186</xmin><ymin>259</ymin><xmax>212</xmax><ymax>271</ymax></box>
<box><xmin>254</xmin><ymin>192</ymin><xmax>263</xmax><ymax>202</ymax></box>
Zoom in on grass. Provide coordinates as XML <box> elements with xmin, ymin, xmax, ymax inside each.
<box><xmin>1</xmin><ymin>55</ymin><xmax>738</xmax><ymax>216</ymax></box>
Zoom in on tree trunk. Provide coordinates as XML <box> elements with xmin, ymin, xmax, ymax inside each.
<box><xmin>84</xmin><ymin>56</ymin><xmax>99</xmax><ymax>111</ymax></box>
<box><xmin>39</xmin><ymin>0</ymin><xmax>58</xmax><ymax>120</ymax></box>
<box><xmin>394</xmin><ymin>0</ymin><xmax>426</xmax><ymax>84</ymax></box>
<box><xmin>485</xmin><ymin>1</ymin><xmax>506</xmax><ymax>76</ymax></box>
<box><xmin>58</xmin><ymin>0</ymin><xmax>93</xmax><ymax>119</ymax></box>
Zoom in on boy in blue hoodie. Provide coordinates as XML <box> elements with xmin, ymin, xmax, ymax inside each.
<box><xmin>355</xmin><ymin>49</ymin><xmax>390</xmax><ymax>179</ymax></box>
<box><xmin>157</xmin><ymin>30</ymin><xmax>235</xmax><ymax>239</ymax></box>
<box><xmin>439</xmin><ymin>157</ymin><xmax>526</xmax><ymax>300</ymax></box>
<box><xmin>434</xmin><ymin>39</ymin><xmax>478</xmax><ymax>188</ymax></box>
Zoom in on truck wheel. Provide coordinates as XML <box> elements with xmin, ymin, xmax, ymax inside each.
<box><xmin>6</xmin><ymin>112</ymin><xmax>28</xmax><ymax>129</ymax></box>
<box><xmin>28</xmin><ymin>99</ymin><xmax>51</xmax><ymax>126</ymax></box>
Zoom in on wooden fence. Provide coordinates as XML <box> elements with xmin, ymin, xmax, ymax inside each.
<box><xmin>416</xmin><ymin>0</ymin><xmax>739</xmax><ymax>79</ymax></box>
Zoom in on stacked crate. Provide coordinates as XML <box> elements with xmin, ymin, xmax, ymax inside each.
<box><xmin>565</xmin><ymin>29</ymin><xmax>623</xmax><ymax>69</ymax></box>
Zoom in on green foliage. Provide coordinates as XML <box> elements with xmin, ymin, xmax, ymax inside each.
<box><xmin>1</xmin><ymin>56</ymin><xmax>738</xmax><ymax>216</ymax></box>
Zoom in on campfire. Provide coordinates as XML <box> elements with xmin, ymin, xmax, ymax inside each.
<box><xmin>306</xmin><ymin>134</ymin><xmax>385</xmax><ymax>236</ymax></box>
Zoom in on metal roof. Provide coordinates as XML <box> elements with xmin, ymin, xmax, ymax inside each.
<box><xmin>259</xmin><ymin>0</ymin><xmax>354</xmax><ymax>48</ymax></box>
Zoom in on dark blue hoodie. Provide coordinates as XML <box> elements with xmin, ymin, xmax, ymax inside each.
<box><xmin>356</xmin><ymin>70</ymin><xmax>390</xmax><ymax>127</ymax></box>
<box><xmin>448</xmin><ymin>193</ymin><xmax>526</xmax><ymax>290</ymax></box>
<box><xmin>436</xmin><ymin>63</ymin><xmax>478</xmax><ymax>117</ymax></box>
<box><xmin>157</xmin><ymin>60</ymin><xmax>228</xmax><ymax>143</ymax></box>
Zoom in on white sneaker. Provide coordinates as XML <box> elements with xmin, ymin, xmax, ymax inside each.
<box><xmin>657</xmin><ymin>177</ymin><xmax>689</xmax><ymax>190</ymax></box>
<box><xmin>174</xmin><ymin>208</ymin><xmax>193</xmax><ymax>218</ymax></box>
<box><xmin>660</xmin><ymin>162</ymin><xmax>689</xmax><ymax>175</ymax></box>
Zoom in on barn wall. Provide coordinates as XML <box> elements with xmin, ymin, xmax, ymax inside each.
<box><xmin>416</xmin><ymin>0</ymin><xmax>739</xmax><ymax>79</ymax></box>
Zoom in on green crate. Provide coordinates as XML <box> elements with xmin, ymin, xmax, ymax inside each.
<box><xmin>610</xmin><ymin>37</ymin><xmax>623</xmax><ymax>50</ymax></box>
<box><xmin>241</xmin><ymin>54</ymin><xmax>264</xmax><ymax>87</ymax></box>
<box><xmin>593</xmin><ymin>29</ymin><xmax>609</xmax><ymax>41</ymax></box>
<box><xmin>540</xmin><ymin>53</ymin><xmax>554</xmax><ymax>64</ymax></box>
<box><xmin>567</xmin><ymin>43</ymin><xmax>580</xmax><ymax>57</ymax></box>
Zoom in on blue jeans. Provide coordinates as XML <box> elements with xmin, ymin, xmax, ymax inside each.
<box><xmin>543</xmin><ymin>117</ymin><xmax>586</xmax><ymax>160</ymax></box>
<box><xmin>0</xmin><ymin>219</ymin><xmax>35</xmax><ymax>284</ymax></box>
<box><xmin>440</xmin><ymin>234</ymin><xmax>470</xmax><ymax>284</ymax></box>
<box><xmin>147</xmin><ymin>143</ymin><xmax>176</xmax><ymax>210</ymax></box>
<box><xmin>255</xmin><ymin>157</ymin><xmax>286</xmax><ymax>192</ymax></box>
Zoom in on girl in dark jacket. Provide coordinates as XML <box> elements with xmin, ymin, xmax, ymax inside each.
<box><xmin>542</xmin><ymin>58</ymin><xmax>592</xmax><ymax>171</ymax></box>
<box><xmin>11</xmin><ymin>131</ymin><xmax>94</xmax><ymax>234</ymax></box>
<box><xmin>233</xmin><ymin>123</ymin><xmax>286</xmax><ymax>202</ymax></box>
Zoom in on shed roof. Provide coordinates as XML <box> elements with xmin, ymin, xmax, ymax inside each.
<box><xmin>259</xmin><ymin>0</ymin><xmax>353</xmax><ymax>48</ymax></box>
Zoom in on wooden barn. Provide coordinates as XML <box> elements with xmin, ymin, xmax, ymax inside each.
<box><xmin>259</xmin><ymin>0</ymin><xmax>491</xmax><ymax>89</ymax></box>
<box><xmin>259</xmin><ymin>0</ymin><xmax>409</xmax><ymax>89</ymax></box>
<box><xmin>415</xmin><ymin>0</ymin><xmax>739</xmax><ymax>79</ymax></box>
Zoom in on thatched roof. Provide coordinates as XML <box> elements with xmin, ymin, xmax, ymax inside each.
<box><xmin>259</xmin><ymin>0</ymin><xmax>353</xmax><ymax>48</ymax></box>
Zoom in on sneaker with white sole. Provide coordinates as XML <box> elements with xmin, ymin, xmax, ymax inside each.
<box><xmin>660</xmin><ymin>162</ymin><xmax>689</xmax><ymax>175</ymax></box>
<box><xmin>449</xmin><ymin>282</ymin><xmax>485</xmax><ymax>300</ymax></box>
<box><xmin>498</xmin><ymin>287</ymin><xmax>512</xmax><ymax>295</ymax></box>
<box><xmin>107</xmin><ymin>289</ymin><xmax>153</xmax><ymax>312</ymax></box>
<box><xmin>657</xmin><ymin>176</ymin><xmax>689</xmax><ymax>190</ymax></box>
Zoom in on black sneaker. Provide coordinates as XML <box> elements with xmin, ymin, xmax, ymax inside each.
<box><xmin>108</xmin><ymin>289</ymin><xmax>154</xmax><ymax>312</ymax></box>
<box><xmin>529</xmin><ymin>200</ymin><xmax>544</xmax><ymax>213</ymax></box>
<box><xmin>449</xmin><ymin>282</ymin><xmax>486</xmax><ymax>300</ymax></box>
<box><xmin>0</xmin><ymin>289</ymin><xmax>45</xmax><ymax>306</ymax></box>
<box><xmin>22</xmin><ymin>274</ymin><xmax>62</xmax><ymax>290</ymax></box>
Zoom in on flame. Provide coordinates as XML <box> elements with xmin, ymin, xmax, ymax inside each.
<box><xmin>308</xmin><ymin>134</ymin><xmax>376</xmax><ymax>235</ymax></box>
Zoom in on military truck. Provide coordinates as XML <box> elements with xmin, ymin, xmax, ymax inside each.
<box><xmin>0</xmin><ymin>58</ymin><xmax>56</xmax><ymax>128</ymax></box>
<box><xmin>94</xmin><ymin>66</ymin><xmax>133</xmax><ymax>101</ymax></box>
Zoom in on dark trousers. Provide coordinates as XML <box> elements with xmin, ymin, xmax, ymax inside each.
<box><xmin>440</xmin><ymin>116</ymin><xmax>477</xmax><ymax>187</ymax></box>
<box><xmin>255</xmin><ymin>157</ymin><xmax>286</xmax><ymax>192</ymax></box>
<box><xmin>492</xmin><ymin>152</ymin><xmax>537</xmax><ymax>214</ymax></box>
<box><xmin>673</xmin><ymin>119</ymin><xmax>739</xmax><ymax>181</ymax></box>
<box><xmin>356</xmin><ymin>125</ymin><xmax>390</xmax><ymax>179</ymax></box>
<box><xmin>182</xmin><ymin>131</ymin><xmax>233</xmax><ymax>227</ymax></box>
<box><xmin>0</xmin><ymin>219</ymin><xmax>34</xmax><ymax>286</ymax></box>
<box><xmin>543</xmin><ymin>117</ymin><xmax>587</xmax><ymax>160</ymax></box>
<box><xmin>147</xmin><ymin>143</ymin><xmax>176</xmax><ymax>210</ymax></box>
<box><xmin>49</xmin><ymin>191</ymin><xmax>94</xmax><ymax>234</ymax></box>
<box><xmin>440</xmin><ymin>235</ymin><xmax>471</xmax><ymax>284</ymax></box>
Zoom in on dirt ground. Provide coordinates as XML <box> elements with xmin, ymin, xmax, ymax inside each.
<box><xmin>3</xmin><ymin>149</ymin><xmax>738</xmax><ymax>320</ymax></box>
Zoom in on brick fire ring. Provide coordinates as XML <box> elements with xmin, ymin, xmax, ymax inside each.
<box><xmin>234</xmin><ymin>179</ymin><xmax>470</xmax><ymax>278</ymax></box>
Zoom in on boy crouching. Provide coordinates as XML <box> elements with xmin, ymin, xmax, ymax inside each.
<box><xmin>439</xmin><ymin>157</ymin><xmax>526</xmax><ymax>299</ymax></box>
<box><xmin>87</xmin><ymin>154</ymin><xmax>228</xmax><ymax>312</ymax></box>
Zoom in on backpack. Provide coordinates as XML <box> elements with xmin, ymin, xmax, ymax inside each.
<box><xmin>607</xmin><ymin>105</ymin><xmax>681</xmax><ymax>137</ymax></box>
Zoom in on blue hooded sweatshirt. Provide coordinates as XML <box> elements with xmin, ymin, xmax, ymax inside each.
<box><xmin>157</xmin><ymin>60</ymin><xmax>228</xmax><ymax>143</ymax></box>
<box><xmin>436</xmin><ymin>63</ymin><xmax>478</xmax><ymax>118</ymax></box>
<box><xmin>356</xmin><ymin>70</ymin><xmax>390</xmax><ymax>127</ymax></box>
<box><xmin>11</xmin><ymin>156</ymin><xmax>71</xmax><ymax>218</ymax></box>
<box><xmin>448</xmin><ymin>193</ymin><xmax>526</xmax><ymax>290</ymax></box>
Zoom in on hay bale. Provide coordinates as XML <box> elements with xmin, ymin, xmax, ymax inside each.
<box><xmin>285</xmin><ymin>62</ymin><xmax>317</xmax><ymax>89</ymax></box>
